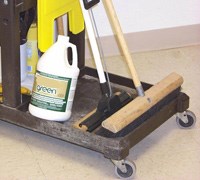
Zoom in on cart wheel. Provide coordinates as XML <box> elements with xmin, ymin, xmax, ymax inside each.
<box><xmin>176</xmin><ymin>110</ymin><xmax>196</xmax><ymax>129</ymax></box>
<box><xmin>114</xmin><ymin>160</ymin><xmax>136</xmax><ymax>179</ymax></box>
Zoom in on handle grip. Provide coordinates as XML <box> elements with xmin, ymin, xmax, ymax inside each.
<box><xmin>64</xmin><ymin>43</ymin><xmax>78</xmax><ymax>68</ymax></box>
<box><xmin>69</xmin><ymin>43</ymin><xmax>78</xmax><ymax>67</ymax></box>
<box><xmin>83</xmin><ymin>0</ymin><xmax>100</xmax><ymax>10</ymax></box>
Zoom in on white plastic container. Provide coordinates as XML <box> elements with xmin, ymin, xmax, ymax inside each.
<box><xmin>20</xmin><ymin>43</ymin><xmax>28</xmax><ymax>81</ymax></box>
<box><xmin>26</xmin><ymin>23</ymin><xmax>38</xmax><ymax>74</ymax></box>
<box><xmin>0</xmin><ymin>44</ymin><xmax>27</xmax><ymax>82</ymax></box>
<box><xmin>29</xmin><ymin>35</ymin><xmax>79</xmax><ymax>121</ymax></box>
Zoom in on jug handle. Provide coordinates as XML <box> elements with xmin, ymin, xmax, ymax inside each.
<box><xmin>64</xmin><ymin>43</ymin><xmax>78</xmax><ymax>68</ymax></box>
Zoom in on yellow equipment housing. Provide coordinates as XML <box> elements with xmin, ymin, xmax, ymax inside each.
<box><xmin>37</xmin><ymin>0</ymin><xmax>84</xmax><ymax>52</ymax></box>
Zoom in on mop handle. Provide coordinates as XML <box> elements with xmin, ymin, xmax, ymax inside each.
<box><xmin>79</xmin><ymin>0</ymin><xmax>106</xmax><ymax>84</ymax></box>
<box><xmin>102</xmin><ymin>0</ymin><xmax>144</xmax><ymax>96</ymax></box>
<box><xmin>56</xmin><ymin>16</ymin><xmax>64</xmax><ymax>35</ymax></box>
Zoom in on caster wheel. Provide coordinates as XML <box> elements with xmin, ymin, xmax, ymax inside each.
<box><xmin>114</xmin><ymin>160</ymin><xmax>136</xmax><ymax>179</ymax></box>
<box><xmin>176</xmin><ymin>110</ymin><xmax>196</xmax><ymax>129</ymax></box>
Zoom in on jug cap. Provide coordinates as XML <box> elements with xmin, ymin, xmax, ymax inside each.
<box><xmin>57</xmin><ymin>35</ymin><xmax>69</xmax><ymax>44</ymax></box>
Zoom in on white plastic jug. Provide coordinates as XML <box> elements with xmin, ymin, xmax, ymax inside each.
<box><xmin>29</xmin><ymin>35</ymin><xmax>79</xmax><ymax>121</ymax></box>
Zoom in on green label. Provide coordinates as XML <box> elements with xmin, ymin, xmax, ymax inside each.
<box><xmin>30</xmin><ymin>71</ymin><xmax>71</xmax><ymax>112</ymax></box>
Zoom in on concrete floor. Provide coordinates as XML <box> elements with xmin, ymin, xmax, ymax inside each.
<box><xmin>0</xmin><ymin>45</ymin><xmax>199</xmax><ymax>179</ymax></box>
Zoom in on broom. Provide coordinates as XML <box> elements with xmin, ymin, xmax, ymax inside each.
<box><xmin>101</xmin><ymin>0</ymin><xmax>183</xmax><ymax>133</ymax></box>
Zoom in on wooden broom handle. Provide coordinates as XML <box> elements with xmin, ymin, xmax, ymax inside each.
<box><xmin>103</xmin><ymin>0</ymin><xmax>144</xmax><ymax>95</ymax></box>
<box><xmin>56</xmin><ymin>16</ymin><xmax>64</xmax><ymax>35</ymax></box>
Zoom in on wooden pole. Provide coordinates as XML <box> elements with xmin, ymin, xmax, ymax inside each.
<box><xmin>102</xmin><ymin>0</ymin><xmax>144</xmax><ymax>96</ymax></box>
<box><xmin>56</xmin><ymin>16</ymin><xmax>64</xmax><ymax>35</ymax></box>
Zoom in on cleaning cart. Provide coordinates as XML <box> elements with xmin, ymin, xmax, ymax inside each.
<box><xmin>0</xmin><ymin>0</ymin><xmax>196</xmax><ymax>179</ymax></box>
